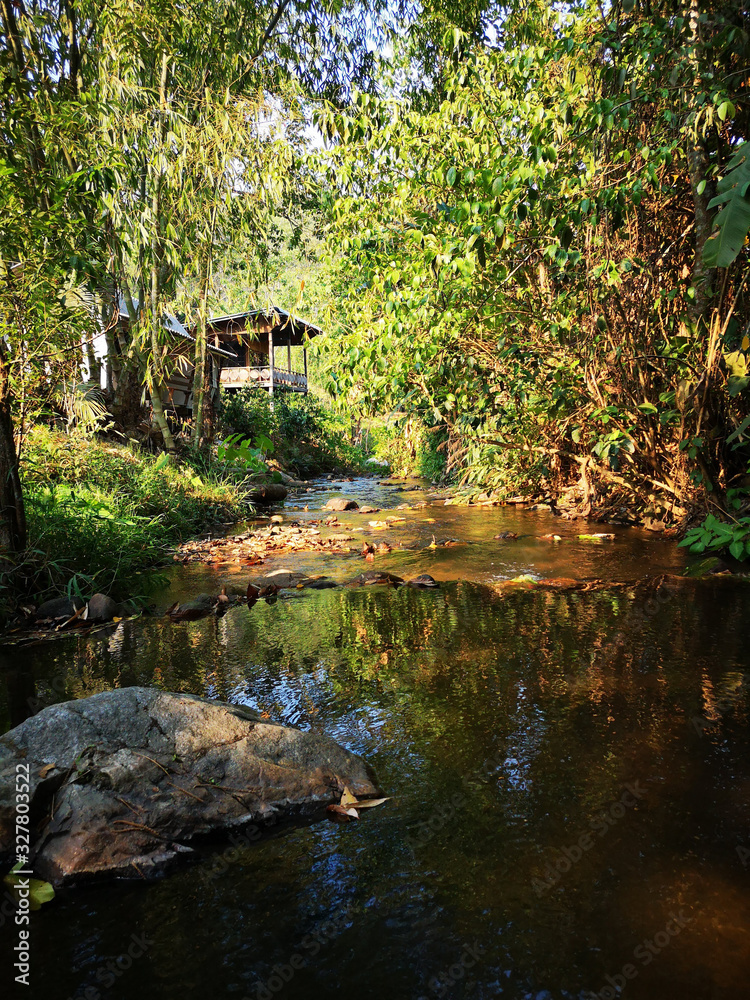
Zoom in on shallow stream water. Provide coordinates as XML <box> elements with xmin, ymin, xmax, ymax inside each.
<box><xmin>1</xmin><ymin>478</ymin><xmax>749</xmax><ymax>1000</ymax></box>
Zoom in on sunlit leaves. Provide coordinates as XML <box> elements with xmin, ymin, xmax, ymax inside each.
<box><xmin>703</xmin><ymin>142</ymin><xmax>750</xmax><ymax>269</ymax></box>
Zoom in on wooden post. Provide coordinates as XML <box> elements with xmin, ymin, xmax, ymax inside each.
<box><xmin>287</xmin><ymin>342</ymin><xmax>291</xmax><ymax>372</ymax></box>
<box><xmin>303</xmin><ymin>347</ymin><xmax>308</xmax><ymax>394</ymax></box>
<box><xmin>268</xmin><ymin>326</ymin><xmax>274</xmax><ymax>412</ymax></box>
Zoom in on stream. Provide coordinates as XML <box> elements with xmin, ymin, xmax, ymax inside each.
<box><xmin>1</xmin><ymin>477</ymin><xmax>749</xmax><ymax>1000</ymax></box>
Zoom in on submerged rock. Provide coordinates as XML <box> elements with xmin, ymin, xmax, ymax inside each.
<box><xmin>351</xmin><ymin>571</ymin><xmax>404</xmax><ymax>587</ymax></box>
<box><xmin>167</xmin><ymin>594</ymin><xmax>220</xmax><ymax>620</ymax></box>
<box><xmin>245</xmin><ymin>483</ymin><xmax>289</xmax><ymax>505</ymax></box>
<box><xmin>246</xmin><ymin>571</ymin><xmax>340</xmax><ymax>592</ymax></box>
<box><xmin>324</xmin><ymin>497</ymin><xmax>360</xmax><ymax>511</ymax></box>
<box><xmin>0</xmin><ymin>688</ymin><xmax>378</xmax><ymax>886</ymax></box>
<box><xmin>249</xmin><ymin>570</ymin><xmax>308</xmax><ymax>590</ymax></box>
<box><xmin>407</xmin><ymin>575</ymin><xmax>440</xmax><ymax>588</ymax></box>
<box><xmin>305</xmin><ymin>577</ymin><xmax>339</xmax><ymax>590</ymax></box>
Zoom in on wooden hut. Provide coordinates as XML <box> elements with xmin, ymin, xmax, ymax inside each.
<box><xmin>203</xmin><ymin>308</ymin><xmax>323</xmax><ymax>402</ymax></box>
<box><xmin>88</xmin><ymin>298</ymin><xmax>234</xmax><ymax>430</ymax></box>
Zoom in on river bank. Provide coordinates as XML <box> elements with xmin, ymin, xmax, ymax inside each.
<box><xmin>1</xmin><ymin>423</ymin><xmax>374</xmax><ymax>626</ymax></box>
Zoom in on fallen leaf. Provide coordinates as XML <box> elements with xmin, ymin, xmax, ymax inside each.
<box><xmin>326</xmin><ymin>803</ymin><xmax>359</xmax><ymax>821</ymax></box>
<box><xmin>352</xmin><ymin>797</ymin><xmax>390</xmax><ymax>809</ymax></box>
<box><xmin>340</xmin><ymin>785</ymin><xmax>358</xmax><ymax>807</ymax></box>
<box><xmin>39</xmin><ymin>763</ymin><xmax>56</xmax><ymax>778</ymax></box>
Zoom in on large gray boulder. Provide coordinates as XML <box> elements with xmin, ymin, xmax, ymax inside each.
<box><xmin>0</xmin><ymin>687</ymin><xmax>378</xmax><ymax>885</ymax></box>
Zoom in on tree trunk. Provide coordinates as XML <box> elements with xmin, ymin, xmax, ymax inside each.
<box><xmin>687</xmin><ymin>140</ymin><xmax>715</xmax><ymax>324</ymax></box>
<box><xmin>147</xmin><ymin>50</ymin><xmax>176</xmax><ymax>456</ymax></box>
<box><xmin>84</xmin><ymin>334</ymin><xmax>100</xmax><ymax>387</ymax></box>
<box><xmin>149</xmin><ymin>383</ymin><xmax>175</xmax><ymax>454</ymax></box>
<box><xmin>0</xmin><ymin>348</ymin><xmax>26</xmax><ymax>556</ymax></box>
<box><xmin>191</xmin><ymin>251</ymin><xmax>210</xmax><ymax>449</ymax></box>
<box><xmin>685</xmin><ymin>0</ymin><xmax>715</xmax><ymax>326</ymax></box>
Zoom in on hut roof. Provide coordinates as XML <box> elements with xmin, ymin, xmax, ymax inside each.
<box><xmin>118</xmin><ymin>297</ymin><xmax>235</xmax><ymax>358</ymax></box>
<box><xmin>206</xmin><ymin>307</ymin><xmax>323</xmax><ymax>347</ymax></box>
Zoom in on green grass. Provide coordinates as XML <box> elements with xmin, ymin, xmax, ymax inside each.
<box><xmin>3</xmin><ymin>427</ymin><xmax>245</xmax><ymax>614</ymax></box>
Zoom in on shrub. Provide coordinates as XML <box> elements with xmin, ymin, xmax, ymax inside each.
<box><xmin>220</xmin><ymin>389</ymin><xmax>369</xmax><ymax>477</ymax></box>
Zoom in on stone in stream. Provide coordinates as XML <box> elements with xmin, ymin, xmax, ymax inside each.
<box><xmin>245</xmin><ymin>570</ymin><xmax>339</xmax><ymax>592</ymax></box>
<box><xmin>245</xmin><ymin>483</ymin><xmax>289</xmax><ymax>505</ymax></box>
<box><xmin>494</xmin><ymin>531</ymin><xmax>519</xmax><ymax>541</ymax></box>
<box><xmin>87</xmin><ymin>593</ymin><xmax>121</xmax><ymax>621</ymax></box>
<box><xmin>407</xmin><ymin>575</ymin><xmax>440</xmax><ymax>588</ymax></box>
<box><xmin>324</xmin><ymin>497</ymin><xmax>359</xmax><ymax>511</ymax></box>
<box><xmin>167</xmin><ymin>594</ymin><xmax>219</xmax><ymax>620</ymax></box>
<box><xmin>248</xmin><ymin>570</ymin><xmax>308</xmax><ymax>590</ymax></box>
<box><xmin>32</xmin><ymin>596</ymin><xmax>85</xmax><ymax>622</ymax></box>
<box><xmin>350</xmin><ymin>571</ymin><xmax>405</xmax><ymax>587</ymax></box>
<box><xmin>0</xmin><ymin>687</ymin><xmax>379</xmax><ymax>885</ymax></box>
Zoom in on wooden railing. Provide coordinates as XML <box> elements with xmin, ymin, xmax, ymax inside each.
<box><xmin>219</xmin><ymin>366</ymin><xmax>307</xmax><ymax>392</ymax></box>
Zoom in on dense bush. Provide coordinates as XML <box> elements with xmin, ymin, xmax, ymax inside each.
<box><xmin>221</xmin><ymin>389</ymin><xmax>369</xmax><ymax>477</ymax></box>
<box><xmin>369</xmin><ymin>418</ymin><xmax>448</xmax><ymax>481</ymax></box>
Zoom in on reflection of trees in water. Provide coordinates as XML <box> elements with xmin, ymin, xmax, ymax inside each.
<box><xmin>1</xmin><ymin>582</ymin><xmax>748</xmax><ymax>995</ymax></box>
<box><xmin>2</xmin><ymin>583</ymin><xmax>748</xmax><ymax>777</ymax></box>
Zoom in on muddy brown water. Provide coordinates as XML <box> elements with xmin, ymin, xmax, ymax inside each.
<box><xmin>1</xmin><ymin>477</ymin><xmax>749</xmax><ymax>1000</ymax></box>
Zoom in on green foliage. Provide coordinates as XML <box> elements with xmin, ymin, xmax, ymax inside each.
<box><xmin>3</xmin><ymin>428</ymin><xmax>244</xmax><ymax>612</ymax></box>
<box><xmin>4</xmin><ymin>862</ymin><xmax>55</xmax><ymax>911</ymax></box>
<box><xmin>704</xmin><ymin>142</ymin><xmax>750</xmax><ymax>268</ymax></box>
<box><xmin>221</xmin><ymin>389</ymin><xmax>275</xmax><ymax>442</ymax></box>
<box><xmin>313</xmin><ymin>4</ymin><xmax>750</xmax><ymax>513</ymax></box>
<box><xmin>680</xmin><ymin>512</ymin><xmax>750</xmax><ymax>561</ymax></box>
<box><xmin>221</xmin><ymin>389</ymin><xmax>369</xmax><ymax>477</ymax></box>
<box><xmin>370</xmin><ymin>418</ymin><xmax>447</xmax><ymax>480</ymax></box>
<box><xmin>217</xmin><ymin>432</ymin><xmax>274</xmax><ymax>476</ymax></box>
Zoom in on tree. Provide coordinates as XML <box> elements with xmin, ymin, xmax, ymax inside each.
<box><xmin>0</xmin><ymin>0</ymin><xmax>407</xmax><ymax>560</ymax></box>
<box><xmin>316</xmin><ymin>1</ymin><xmax>750</xmax><ymax>514</ymax></box>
